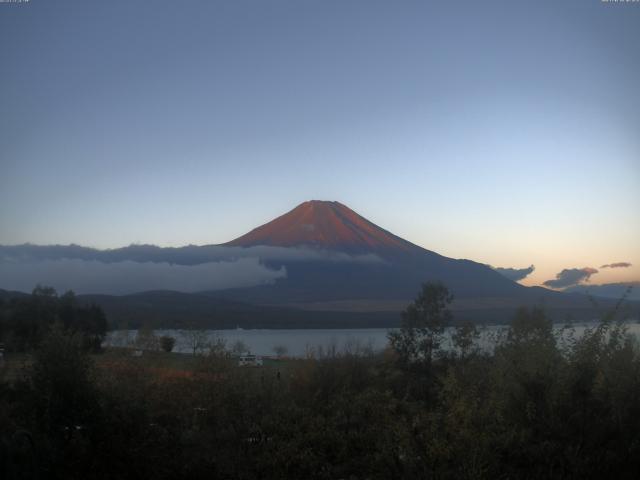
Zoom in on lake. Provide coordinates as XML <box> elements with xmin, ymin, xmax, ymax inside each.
<box><xmin>105</xmin><ymin>321</ymin><xmax>640</xmax><ymax>357</ymax></box>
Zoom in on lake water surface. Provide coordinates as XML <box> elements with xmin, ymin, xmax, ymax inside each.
<box><xmin>105</xmin><ymin>322</ymin><xmax>640</xmax><ymax>357</ymax></box>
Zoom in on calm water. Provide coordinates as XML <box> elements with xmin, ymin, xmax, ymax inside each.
<box><xmin>105</xmin><ymin>322</ymin><xmax>640</xmax><ymax>357</ymax></box>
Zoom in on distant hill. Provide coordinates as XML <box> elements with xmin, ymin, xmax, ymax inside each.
<box><xmin>72</xmin><ymin>290</ymin><xmax>397</xmax><ymax>329</ymax></box>
<box><xmin>0</xmin><ymin>288</ymin><xmax>28</xmax><ymax>301</ymax></box>
<box><xmin>564</xmin><ymin>282</ymin><xmax>640</xmax><ymax>302</ymax></box>
<box><xmin>2</xmin><ymin>288</ymin><xmax>622</xmax><ymax>330</ymax></box>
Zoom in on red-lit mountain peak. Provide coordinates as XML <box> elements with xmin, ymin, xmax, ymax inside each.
<box><xmin>226</xmin><ymin>200</ymin><xmax>417</xmax><ymax>254</ymax></box>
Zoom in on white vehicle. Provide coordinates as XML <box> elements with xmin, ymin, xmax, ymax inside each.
<box><xmin>238</xmin><ymin>354</ymin><xmax>263</xmax><ymax>367</ymax></box>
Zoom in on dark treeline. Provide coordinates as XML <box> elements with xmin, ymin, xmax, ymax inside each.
<box><xmin>1</xmin><ymin>283</ymin><xmax>639</xmax><ymax>479</ymax></box>
<box><xmin>82</xmin><ymin>290</ymin><xmax>400</xmax><ymax>330</ymax></box>
<box><xmin>0</xmin><ymin>286</ymin><xmax>107</xmax><ymax>353</ymax></box>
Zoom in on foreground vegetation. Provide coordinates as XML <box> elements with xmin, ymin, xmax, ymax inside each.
<box><xmin>1</xmin><ymin>285</ymin><xmax>639</xmax><ymax>479</ymax></box>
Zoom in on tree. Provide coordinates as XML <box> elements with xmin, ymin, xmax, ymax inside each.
<box><xmin>1</xmin><ymin>286</ymin><xmax>107</xmax><ymax>352</ymax></box>
<box><xmin>135</xmin><ymin>324</ymin><xmax>159</xmax><ymax>351</ymax></box>
<box><xmin>32</xmin><ymin>284</ymin><xmax>57</xmax><ymax>299</ymax></box>
<box><xmin>273</xmin><ymin>344</ymin><xmax>288</xmax><ymax>358</ymax></box>
<box><xmin>209</xmin><ymin>333</ymin><xmax>227</xmax><ymax>357</ymax></box>
<box><xmin>159</xmin><ymin>335</ymin><xmax>176</xmax><ymax>353</ymax></box>
<box><xmin>388</xmin><ymin>282</ymin><xmax>453</xmax><ymax>366</ymax></box>
<box><xmin>182</xmin><ymin>329</ymin><xmax>210</xmax><ymax>356</ymax></box>
<box><xmin>59</xmin><ymin>290</ymin><xmax>108</xmax><ymax>351</ymax></box>
<box><xmin>452</xmin><ymin>321</ymin><xmax>480</xmax><ymax>360</ymax></box>
<box><xmin>230</xmin><ymin>339</ymin><xmax>249</xmax><ymax>356</ymax></box>
<box><xmin>114</xmin><ymin>320</ymin><xmax>132</xmax><ymax>349</ymax></box>
<box><xmin>492</xmin><ymin>307</ymin><xmax>561</xmax><ymax>448</ymax></box>
<box><xmin>31</xmin><ymin>324</ymin><xmax>98</xmax><ymax>435</ymax></box>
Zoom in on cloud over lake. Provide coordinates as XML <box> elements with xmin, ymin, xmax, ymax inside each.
<box><xmin>0</xmin><ymin>243</ymin><xmax>385</xmax><ymax>295</ymax></box>
<box><xmin>0</xmin><ymin>258</ymin><xmax>286</xmax><ymax>295</ymax></box>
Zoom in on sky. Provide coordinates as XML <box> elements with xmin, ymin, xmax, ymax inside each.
<box><xmin>1</xmin><ymin>0</ymin><xmax>639</xmax><ymax>289</ymax></box>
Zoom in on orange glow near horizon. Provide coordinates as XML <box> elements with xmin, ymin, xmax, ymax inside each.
<box><xmin>408</xmin><ymin>227</ymin><xmax>640</xmax><ymax>289</ymax></box>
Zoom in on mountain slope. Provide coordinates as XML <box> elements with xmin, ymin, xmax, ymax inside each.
<box><xmin>219</xmin><ymin>200</ymin><xmax>529</xmax><ymax>303</ymax></box>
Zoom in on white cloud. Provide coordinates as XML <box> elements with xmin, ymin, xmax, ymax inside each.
<box><xmin>0</xmin><ymin>258</ymin><xmax>286</xmax><ymax>295</ymax></box>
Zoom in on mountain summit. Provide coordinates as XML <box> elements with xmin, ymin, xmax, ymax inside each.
<box><xmin>227</xmin><ymin>200</ymin><xmax>416</xmax><ymax>255</ymax></box>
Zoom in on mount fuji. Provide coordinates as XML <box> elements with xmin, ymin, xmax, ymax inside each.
<box><xmin>0</xmin><ymin>200</ymin><xmax>610</xmax><ymax>326</ymax></box>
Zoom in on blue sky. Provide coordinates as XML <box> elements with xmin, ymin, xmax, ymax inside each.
<box><xmin>1</xmin><ymin>0</ymin><xmax>638</xmax><ymax>287</ymax></box>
